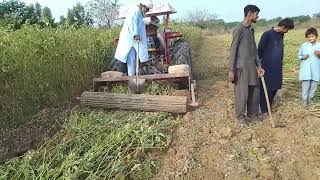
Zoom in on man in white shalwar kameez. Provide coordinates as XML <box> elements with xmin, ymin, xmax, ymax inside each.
<box><xmin>114</xmin><ymin>0</ymin><xmax>153</xmax><ymax>76</ymax></box>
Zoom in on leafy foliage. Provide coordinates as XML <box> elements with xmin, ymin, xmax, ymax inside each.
<box><xmin>0</xmin><ymin>26</ymin><xmax>119</xmax><ymax>129</ymax></box>
<box><xmin>66</xmin><ymin>3</ymin><xmax>93</xmax><ymax>28</ymax></box>
<box><xmin>0</xmin><ymin>0</ymin><xmax>26</xmax><ymax>30</ymax></box>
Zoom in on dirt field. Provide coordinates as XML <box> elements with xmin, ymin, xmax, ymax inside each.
<box><xmin>155</xmin><ymin>34</ymin><xmax>320</xmax><ymax>180</ymax></box>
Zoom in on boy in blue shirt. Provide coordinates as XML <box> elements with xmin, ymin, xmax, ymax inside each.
<box><xmin>298</xmin><ymin>27</ymin><xmax>320</xmax><ymax>106</ymax></box>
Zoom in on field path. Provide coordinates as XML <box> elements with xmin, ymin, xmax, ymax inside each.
<box><xmin>156</xmin><ymin>33</ymin><xmax>320</xmax><ymax>180</ymax></box>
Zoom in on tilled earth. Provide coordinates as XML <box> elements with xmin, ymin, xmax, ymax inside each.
<box><xmin>0</xmin><ymin>106</ymin><xmax>72</xmax><ymax>162</ymax></box>
<box><xmin>156</xmin><ymin>34</ymin><xmax>320</xmax><ymax>180</ymax></box>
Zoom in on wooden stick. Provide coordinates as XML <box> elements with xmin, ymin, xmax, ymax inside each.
<box><xmin>261</xmin><ymin>75</ymin><xmax>275</xmax><ymax>127</ymax></box>
<box><xmin>78</xmin><ymin>92</ymin><xmax>188</xmax><ymax>113</ymax></box>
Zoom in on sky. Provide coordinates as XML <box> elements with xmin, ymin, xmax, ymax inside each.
<box><xmin>21</xmin><ymin>0</ymin><xmax>320</xmax><ymax>22</ymax></box>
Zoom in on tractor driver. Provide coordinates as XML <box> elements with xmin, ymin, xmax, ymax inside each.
<box><xmin>145</xmin><ymin>16</ymin><xmax>162</xmax><ymax>50</ymax></box>
<box><xmin>114</xmin><ymin>0</ymin><xmax>153</xmax><ymax>76</ymax></box>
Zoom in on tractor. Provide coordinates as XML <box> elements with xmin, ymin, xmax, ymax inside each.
<box><xmin>110</xmin><ymin>6</ymin><xmax>193</xmax><ymax>81</ymax></box>
<box><xmin>77</xmin><ymin>3</ymin><xmax>198</xmax><ymax>113</ymax></box>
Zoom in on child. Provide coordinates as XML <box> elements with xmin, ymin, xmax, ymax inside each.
<box><xmin>298</xmin><ymin>27</ymin><xmax>320</xmax><ymax>106</ymax></box>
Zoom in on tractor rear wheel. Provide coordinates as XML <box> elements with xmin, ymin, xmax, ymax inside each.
<box><xmin>171</xmin><ymin>39</ymin><xmax>192</xmax><ymax>67</ymax></box>
<box><xmin>110</xmin><ymin>59</ymin><xmax>127</xmax><ymax>74</ymax></box>
<box><xmin>170</xmin><ymin>39</ymin><xmax>193</xmax><ymax>89</ymax></box>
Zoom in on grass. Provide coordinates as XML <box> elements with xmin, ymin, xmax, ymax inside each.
<box><xmin>282</xmin><ymin>29</ymin><xmax>307</xmax><ymax>70</ymax></box>
<box><xmin>172</xmin><ymin>24</ymin><xmax>202</xmax><ymax>48</ymax></box>
<box><xmin>0</xmin><ymin>26</ymin><xmax>119</xmax><ymax>131</ymax></box>
<box><xmin>0</xmin><ymin>24</ymin><xmax>202</xmax><ymax>179</ymax></box>
<box><xmin>0</xmin><ymin>24</ymin><xmax>202</xmax><ymax>132</ymax></box>
<box><xmin>111</xmin><ymin>81</ymin><xmax>175</xmax><ymax>95</ymax></box>
<box><xmin>0</xmin><ymin>109</ymin><xmax>176</xmax><ymax>179</ymax></box>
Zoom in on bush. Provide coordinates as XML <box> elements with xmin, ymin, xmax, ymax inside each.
<box><xmin>283</xmin><ymin>29</ymin><xmax>306</xmax><ymax>70</ymax></box>
<box><xmin>0</xmin><ymin>23</ymin><xmax>201</xmax><ymax>130</ymax></box>
<box><xmin>171</xmin><ymin>24</ymin><xmax>202</xmax><ymax>47</ymax></box>
<box><xmin>0</xmin><ymin>26</ymin><xmax>119</xmax><ymax>129</ymax></box>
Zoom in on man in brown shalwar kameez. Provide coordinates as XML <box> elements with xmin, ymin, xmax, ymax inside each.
<box><xmin>228</xmin><ymin>4</ymin><xmax>265</xmax><ymax>126</ymax></box>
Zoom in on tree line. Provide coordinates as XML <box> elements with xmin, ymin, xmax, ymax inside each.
<box><xmin>182</xmin><ymin>8</ymin><xmax>320</xmax><ymax>30</ymax></box>
<box><xmin>0</xmin><ymin>0</ymin><xmax>120</xmax><ymax>30</ymax></box>
<box><xmin>2</xmin><ymin>1</ymin><xmax>320</xmax><ymax>31</ymax></box>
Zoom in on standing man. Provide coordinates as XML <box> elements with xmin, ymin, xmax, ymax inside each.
<box><xmin>258</xmin><ymin>18</ymin><xmax>294</xmax><ymax>116</ymax></box>
<box><xmin>114</xmin><ymin>0</ymin><xmax>153</xmax><ymax>76</ymax></box>
<box><xmin>228</xmin><ymin>5</ymin><xmax>265</xmax><ymax>126</ymax></box>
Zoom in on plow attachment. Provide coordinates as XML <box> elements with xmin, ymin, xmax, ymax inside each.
<box><xmin>77</xmin><ymin>92</ymin><xmax>187</xmax><ymax>113</ymax></box>
<box><xmin>77</xmin><ymin>71</ymin><xmax>198</xmax><ymax>113</ymax></box>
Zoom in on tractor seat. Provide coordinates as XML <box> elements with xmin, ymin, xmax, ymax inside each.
<box><xmin>148</xmin><ymin>48</ymin><xmax>157</xmax><ymax>53</ymax></box>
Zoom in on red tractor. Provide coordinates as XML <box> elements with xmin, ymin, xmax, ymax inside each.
<box><xmin>78</xmin><ymin>4</ymin><xmax>198</xmax><ymax>113</ymax></box>
<box><xmin>110</xmin><ymin>7</ymin><xmax>193</xmax><ymax>86</ymax></box>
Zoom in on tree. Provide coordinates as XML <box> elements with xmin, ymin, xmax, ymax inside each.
<box><xmin>0</xmin><ymin>0</ymin><xmax>26</xmax><ymax>29</ymax></box>
<box><xmin>225</xmin><ymin>21</ymin><xmax>240</xmax><ymax>29</ymax></box>
<box><xmin>183</xmin><ymin>8</ymin><xmax>218</xmax><ymax>29</ymax></box>
<box><xmin>87</xmin><ymin>0</ymin><xmax>120</xmax><ymax>28</ymax></box>
<box><xmin>66</xmin><ymin>3</ymin><xmax>92</xmax><ymax>27</ymax></box>
<box><xmin>256</xmin><ymin>18</ymin><xmax>268</xmax><ymax>26</ymax></box>
<box><xmin>66</xmin><ymin>9</ymin><xmax>76</xmax><ymax>25</ymax></box>
<box><xmin>270</xmin><ymin>17</ymin><xmax>282</xmax><ymax>23</ymax></box>
<box><xmin>59</xmin><ymin>15</ymin><xmax>67</xmax><ymax>26</ymax></box>
<box><xmin>41</xmin><ymin>6</ymin><xmax>55</xmax><ymax>27</ymax></box>
<box><xmin>313</xmin><ymin>12</ymin><xmax>320</xmax><ymax>18</ymax></box>
<box><xmin>35</xmin><ymin>2</ymin><xmax>42</xmax><ymax>22</ymax></box>
<box><xmin>0</xmin><ymin>1</ymin><xmax>57</xmax><ymax>29</ymax></box>
<box><xmin>291</xmin><ymin>15</ymin><xmax>311</xmax><ymax>24</ymax></box>
<box><xmin>23</xmin><ymin>4</ymin><xmax>38</xmax><ymax>25</ymax></box>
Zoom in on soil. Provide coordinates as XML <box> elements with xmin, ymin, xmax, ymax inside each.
<box><xmin>0</xmin><ymin>106</ymin><xmax>72</xmax><ymax>162</ymax></box>
<box><xmin>155</xmin><ymin>34</ymin><xmax>320</xmax><ymax>180</ymax></box>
